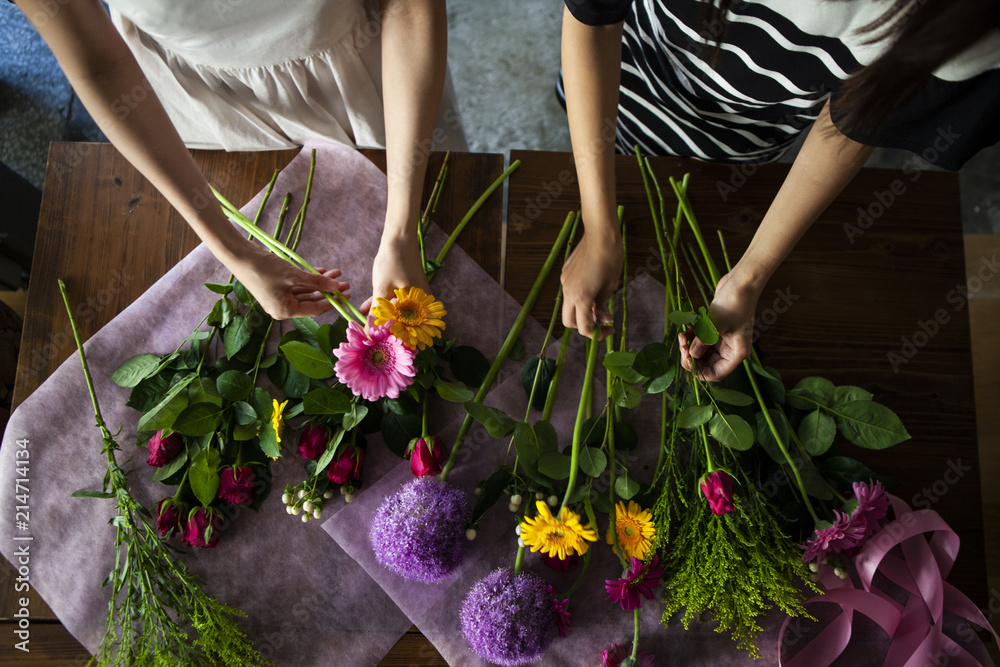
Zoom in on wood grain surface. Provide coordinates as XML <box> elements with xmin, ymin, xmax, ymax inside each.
<box><xmin>507</xmin><ymin>150</ymin><xmax>986</xmax><ymax>605</ymax></box>
<box><xmin>1</xmin><ymin>143</ymin><xmax>504</xmax><ymax>665</ymax></box>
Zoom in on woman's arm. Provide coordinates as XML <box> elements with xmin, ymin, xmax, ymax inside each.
<box><xmin>14</xmin><ymin>0</ymin><xmax>348</xmax><ymax>319</ymax></box>
<box><xmin>681</xmin><ymin>101</ymin><xmax>874</xmax><ymax>381</ymax></box>
<box><xmin>367</xmin><ymin>0</ymin><xmax>447</xmax><ymax>308</ymax></box>
<box><xmin>559</xmin><ymin>6</ymin><xmax>625</xmax><ymax>339</ymax></box>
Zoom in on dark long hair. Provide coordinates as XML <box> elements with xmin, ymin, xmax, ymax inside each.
<box><xmin>700</xmin><ymin>0</ymin><xmax>1000</xmax><ymax>138</ymax></box>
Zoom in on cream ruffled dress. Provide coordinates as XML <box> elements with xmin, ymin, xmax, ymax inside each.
<box><xmin>106</xmin><ymin>0</ymin><xmax>467</xmax><ymax>151</ymax></box>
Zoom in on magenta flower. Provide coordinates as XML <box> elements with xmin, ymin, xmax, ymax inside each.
<box><xmin>699</xmin><ymin>469</ymin><xmax>735</xmax><ymax>515</ymax></box>
<box><xmin>297</xmin><ymin>424</ymin><xmax>330</xmax><ymax>461</ymax></box>
<box><xmin>601</xmin><ymin>643</ymin><xmax>657</xmax><ymax>667</ymax></box>
<box><xmin>540</xmin><ymin>551</ymin><xmax>578</xmax><ymax>573</ymax></box>
<box><xmin>605</xmin><ymin>555</ymin><xmax>664</xmax><ymax>611</ymax></box>
<box><xmin>850</xmin><ymin>479</ymin><xmax>889</xmax><ymax>538</ymax></box>
<box><xmin>334</xmin><ymin>317</ymin><xmax>416</xmax><ymax>401</ymax></box>
<box><xmin>802</xmin><ymin>510</ymin><xmax>866</xmax><ymax>562</ymax></box>
<box><xmin>155</xmin><ymin>498</ymin><xmax>184</xmax><ymax>538</ymax></box>
<box><xmin>219</xmin><ymin>466</ymin><xmax>255</xmax><ymax>505</ymax></box>
<box><xmin>146</xmin><ymin>430</ymin><xmax>183</xmax><ymax>467</ymax></box>
<box><xmin>182</xmin><ymin>507</ymin><xmax>222</xmax><ymax>549</ymax></box>
<box><xmin>327</xmin><ymin>444</ymin><xmax>364</xmax><ymax>486</ymax></box>
<box><xmin>549</xmin><ymin>591</ymin><xmax>572</xmax><ymax>638</ymax></box>
<box><xmin>408</xmin><ymin>436</ymin><xmax>444</xmax><ymax>477</ymax></box>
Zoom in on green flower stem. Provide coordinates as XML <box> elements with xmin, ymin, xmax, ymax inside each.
<box><xmin>669</xmin><ymin>176</ymin><xmax>720</xmax><ymax>286</ymax></box>
<box><xmin>513</xmin><ymin>544</ymin><xmax>526</xmax><ymax>576</ymax></box>
<box><xmin>561</xmin><ymin>335</ymin><xmax>599</xmax><ymax>510</ymax></box>
<box><xmin>605</xmin><ymin>337</ymin><xmax>629</xmax><ymax>570</ymax></box>
<box><xmin>618</xmin><ymin>205</ymin><xmax>628</xmax><ymax>351</ymax></box>
<box><xmin>636</xmin><ymin>150</ymin><xmax>676</xmax><ymax>313</ymax></box>
<box><xmin>440</xmin><ymin>210</ymin><xmax>577</xmax><ymax>482</ymax></box>
<box><xmin>435</xmin><ymin>160</ymin><xmax>520</xmax><ymax>265</ymax></box>
<box><xmin>421</xmin><ymin>393</ymin><xmax>430</xmax><ymax>439</ymax></box>
<box><xmin>59</xmin><ymin>280</ymin><xmax>107</xmax><ymax>431</ymax></box>
<box><xmin>212</xmin><ymin>186</ymin><xmax>365</xmax><ymax>326</ymax></box>
<box><xmin>420</xmin><ymin>152</ymin><xmax>450</xmax><ymax>273</ymax></box>
<box><xmin>630</xmin><ymin>608</ymin><xmax>642</xmax><ymax>660</ymax></box>
<box><xmin>274</xmin><ymin>193</ymin><xmax>292</xmax><ymax>242</ymax></box>
<box><xmin>289</xmin><ymin>149</ymin><xmax>316</xmax><ymax>252</ymax></box>
<box><xmin>743</xmin><ymin>363</ymin><xmax>821</xmax><ymax>524</ymax></box>
<box><xmin>542</xmin><ymin>328</ymin><xmax>573</xmax><ymax>422</ymax></box>
<box><xmin>563</xmin><ymin>496</ymin><xmax>597</xmax><ymax>598</ymax></box>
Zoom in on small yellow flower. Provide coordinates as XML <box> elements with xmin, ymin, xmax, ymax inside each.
<box><xmin>606</xmin><ymin>501</ymin><xmax>656</xmax><ymax>561</ymax></box>
<box><xmin>520</xmin><ymin>501</ymin><xmax>598</xmax><ymax>561</ymax></box>
<box><xmin>270</xmin><ymin>399</ymin><xmax>288</xmax><ymax>446</ymax></box>
<box><xmin>372</xmin><ymin>286</ymin><xmax>446</xmax><ymax>350</ymax></box>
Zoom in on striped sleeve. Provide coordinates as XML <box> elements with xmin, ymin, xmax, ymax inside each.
<box><xmin>564</xmin><ymin>0</ymin><xmax>631</xmax><ymax>26</ymax></box>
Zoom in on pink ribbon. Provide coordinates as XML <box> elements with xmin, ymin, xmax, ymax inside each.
<box><xmin>779</xmin><ymin>494</ymin><xmax>1000</xmax><ymax>666</ymax></box>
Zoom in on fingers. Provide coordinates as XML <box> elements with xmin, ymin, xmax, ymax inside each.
<box><xmin>359</xmin><ymin>296</ymin><xmax>373</xmax><ymax>315</ymax></box>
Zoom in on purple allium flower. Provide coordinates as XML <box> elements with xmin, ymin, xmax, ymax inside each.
<box><xmin>602</xmin><ymin>643</ymin><xmax>657</xmax><ymax>667</ymax></box>
<box><xmin>801</xmin><ymin>510</ymin><xmax>866</xmax><ymax>562</ymax></box>
<box><xmin>604</xmin><ymin>555</ymin><xmax>665</xmax><ymax>611</ymax></box>
<box><xmin>370</xmin><ymin>477</ymin><xmax>470</xmax><ymax>582</ymax></box>
<box><xmin>461</xmin><ymin>568</ymin><xmax>557</xmax><ymax>666</ymax></box>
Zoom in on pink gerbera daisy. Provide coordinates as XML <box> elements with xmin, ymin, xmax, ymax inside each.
<box><xmin>605</xmin><ymin>555</ymin><xmax>664</xmax><ymax>611</ymax></box>
<box><xmin>548</xmin><ymin>586</ymin><xmax>572</xmax><ymax>638</ymax></box>
<box><xmin>850</xmin><ymin>479</ymin><xmax>889</xmax><ymax>539</ymax></box>
<box><xmin>801</xmin><ymin>510</ymin><xmax>866</xmax><ymax>562</ymax></box>
<box><xmin>334</xmin><ymin>317</ymin><xmax>416</xmax><ymax>401</ymax></box>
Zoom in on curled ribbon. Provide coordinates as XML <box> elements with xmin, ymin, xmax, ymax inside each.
<box><xmin>779</xmin><ymin>494</ymin><xmax>1000</xmax><ymax>667</ymax></box>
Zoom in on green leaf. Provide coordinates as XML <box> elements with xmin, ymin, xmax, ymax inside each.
<box><xmin>520</xmin><ymin>357</ymin><xmax>556</xmax><ymax>411</ymax></box>
<box><xmin>644</xmin><ymin>365</ymin><xmax>676</xmax><ymax>394</ymax></box>
<box><xmin>280</xmin><ymin>341</ymin><xmax>335</xmax><ymax>379</ymax></box>
<box><xmin>293</xmin><ymin>317</ymin><xmax>320</xmax><ymax>340</ymax></box>
<box><xmin>613</xmin><ymin>421</ymin><xmax>638</xmax><ymax>450</ymax></box>
<box><xmin>709</xmin><ymin>386</ymin><xmax>753</xmax><ymax>407</ymax></box>
<box><xmin>109</xmin><ymin>354</ymin><xmax>160</xmax><ymax>388</ymax></box>
<box><xmin>314</xmin><ymin>428</ymin><xmax>346</xmax><ymax>473</ymax></box>
<box><xmin>709</xmin><ymin>413</ymin><xmax>754</xmax><ymax>450</ymax></box>
<box><xmin>151</xmin><ymin>450</ymin><xmax>189</xmax><ymax>482</ymax></box>
<box><xmin>342</xmin><ymin>404</ymin><xmax>368</xmax><ymax>431</ymax></box>
<box><xmin>787</xmin><ymin>456</ymin><xmax>834</xmax><ymax>501</ymax></box>
<box><xmin>329</xmin><ymin>318</ymin><xmax>349</xmax><ymax>350</ymax></box>
<box><xmin>612</xmin><ymin>382</ymin><xmax>642</xmax><ymax>409</ymax></box>
<box><xmin>471</xmin><ymin>468</ymin><xmax>514</xmax><ymax>527</ymax></box>
<box><xmin>508</xmin><ymin>337</ymin><xmax>526</xmax><ymax>362</ymax></box>
<box><xmin>834</xmin><ymin>400</ymin><xmax>910</xmax><ymax>449</ymax></box>
<box><xmin>232</xmin><ymin>280</ymin><xmax>256</xmax><ymax>307</ymax></box>
<box><xmin>603</xmin><ymin>351</ymin><xmax>645</xmax><ymax>384</ymax></box>
<box><xmin>231</xmin><ymin>401</ymin><xmax>258</xmax><ymax>426</ymax></box>
<box><xmin>450</xmin><ymin>346</ymin><xmax>491</xmax><ymax>387</ymax></box>
<box><xmin>614</xmin><ymin>472</ymin><xmax>640</xmax><ymax>500</ymax></box>
<box><xmin>71</xmin><ymin>489</ymin><xmax>114</xmax><ymax>499</ymax></box>
<box><xmin>537</xmin><ymin>452</ymin><xmax>572</xmax><ymax>480</ymax></box>
<box><xmin>578</xmin><ymin>447</ymin><xmax>608</xmax><ymax>477</ymax></box>
<box><xmin>831</xmin><ymin>385</ymin><xmax>874</xmax><ymax>407</ymax></box>
<box><xmin>693</xmin><ymin>307</ymin><xmax>720</xmax><ymax>345</ymax></box>
<box><xmin>233</xmin><ymin>422</ymin><xmax>259</xmax><ymax>441</ymax></box>
<box><xmin>302</xmin><ymin>386</ymin><xmax>353</xmax><ymax>415</ymax></box>
<box><xmin>822</xmin><ymin>456</ymin><xmax>877</xmax><ymax>487</ymax></box>
<box><xmin>677</xmin><ymin>404</ymin><xmax>713</xmax><ymax>429</ymax></box>
<box><xmin>258</xmin><ymin>420</ymin><xmax>281</xmax><ymax>459</ymax></box>
<box><xmin>282</xmin><ymin>365</ymin><xmax>311</xmax><ymax>399</ymax></box>
<box><xmin>137</xmin><ymin>374</ymin><xmax>195</xmax><ymax>432</ymax></box>
<box><xmin>533</xmin><ymin>420</ymin><xmax>559</xmax><ymax>455</ymax></box>
<box><xmin>668</xmin><ymin>310</ymin><xmax>698</xmax><ymax>326</ymax></box>
<box><xmin>188</xmin><ymin>377</ymin><xmax>222</xmax><ymax>407</ymax></box>
<box><xmin>381</xmin><ymin>411</ymin><xmax>420</xmax><ymax>457</ymax></box>
<box><xmin>172</xmin><ymin>402</ymin><xmax>223</xmax><ymax>437</ymax></box>
<box><xmin>513</xmin><ymin>421</ymin><xmax>540</xmax><ymax>465</ymax></box>
<box><xmin>755</xmin><ymin>409</ymin><xmax>790</xmax><ymax>464</ymax></box>
<box><xmin>786</xmin><ymin>377</ymin><xmax>836</xmax><ymax>410</ymax></box>
<box><xmin>798</xmin><ymin>410</ymin><xmax>836</xmax><ymax>456</ymax></box>
<box><xmin>464</xmin><ymin>402</ymin><xmax>517</xmax><ymax>438</ymax></box>
<box><xmin>207</xmin><ymin>297</ymin><xmax>235</xmax><ymax>328</ymax></box>
<box><xmin>204</xmin><ymin>282</ymin><xmax>233</xmax><ymax>295</ymax></box>
<box><xmin>223</xmin><ymin>314</ymin><xmax>252</xmax><ymax>358</ymax></box>
<box><xmin>435</xmin><ymin>379</ymin><xmax>475</xmax><ymax>403</ymax></box>
<box><xmin>216</xmin><ymin>370</ymin><xmax>253</xmax><ymax>402</ymax></box>
<box><xmin>317</xmin><ymin>323</ymin><xmax>334</xmax><ymax>356</ymax></box>
<box><xmin>126</xmin><ymin>373</ymin><xmax>170</xmax><ymax>412</ymax></box>
<box><xmin>250</xmin><ymin>387</ymin><xmax>274</xmax><ymax>421</ymax></box>
<box><xmin>582</xmin><ymin>416</ymin><xmax>607</xmax><ymax>447</ymax></box>
<box><xmin>633</xmin><ymin>342</ymin><xmax>671</xmax><ymax>378</ymax></box>
<box><xmin>189</xmin><ymin>449</ymin><xmax>222</xmax><ymax>506</ymax></box>
<box><xmin>259</xmin><ymin>352</ymin><xmax>278</xmax><ymax>369</ymax></box>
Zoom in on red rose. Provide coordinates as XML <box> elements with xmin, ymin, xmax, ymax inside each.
<box><xmin>407</xmin><ymin>436</ymin><xmax>444</xmax><ymax>477</ymax></box>
<box><xmin>146</xmin><ymin>430</ymin><xmax>183</xmax><ymax>467</ymax></box>
<box><xmin>700</xmin><ymin>470</ymin><xmax>736</xmax><ymax>515</ymax></box>
<box><xmin>327</xmin><ymin>444</ymin><xmax>364</xmax><ymax>485</ymax></box>
<box><xmin>182</xmin><ymin>507</ymin><xmax>222</xmax><ymax>548</ymax></box>
<box><xmin>155</xmin><ymin>498</ymin><xmax>184</xmax><ymax>538</ymax></box>
<box><xmin>219</xmin><ymin>466</ymin><xmax>255</xmax><ymax>506</ymax></box>
<box><xmin>297</xmin><ymin>424</ymin><xmax>330</xmax><ymax>461</ymax></box>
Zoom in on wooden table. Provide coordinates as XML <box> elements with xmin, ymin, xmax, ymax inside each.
<box><xmin>1</xmin><ymin>143</ymin><xmax>988</xmax><ymax>664</ymax></box>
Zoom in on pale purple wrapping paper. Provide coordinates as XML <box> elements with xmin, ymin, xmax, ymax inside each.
<box><xmin>0</xmin><ymin>141</ymin><xmax>434</xmax><ymax>666</ymax></box>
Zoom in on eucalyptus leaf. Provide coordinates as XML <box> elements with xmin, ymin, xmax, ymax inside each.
<box><xmin>798</xmin><ymin>409</ymin><xmax>836</xmax><ymax>456</ymax></box>
<box><xmin>110</xmin><ymin>354</ymin><xmax>160</xmax><ymax>388</ymax></box>
<box><xmin>280</xmin><ymin>341</ymin><xmax>335</xmax><ymax>380</ymax></box>
<box><xmin>464</xmin><ymin>402</ymin><xmax>517</xmax><ymax>438</ymax></box>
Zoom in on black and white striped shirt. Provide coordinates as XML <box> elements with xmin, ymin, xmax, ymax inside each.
<box><xmin>560</xmin><ymin>0</ymin><xmax>1000</xmax><ymax>169</ymax></box>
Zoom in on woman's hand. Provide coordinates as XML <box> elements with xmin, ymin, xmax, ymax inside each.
<box><xmin>229</xmin><ymin>244</ymin><xmax>350</xmax><ymax>320</ymax></box>
<box><xmin>362</xmin><ymin>233</ymin><xmax>430</xmax><ymax>313</ymax></box>
<box><xmin>679</xmin><ymin>270</ymin><xmax>761</xmax><ymax>382</ymax></box>
<box><xmin>560</xmin><ymin>225</ymin><xmax>623</xmax><ymax>339</ymax></box>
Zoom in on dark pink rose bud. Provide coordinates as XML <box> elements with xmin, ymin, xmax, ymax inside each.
<box><xmin>146</xmin><ymin>430</ymin><xmax>183</xmax><ymax>467</ymax></box>
<box><xmin>219</xmin><ymin>466</ymin><xmax>255</xmax><ymax>506</ymax></box>
<box><xmin>155</xmin><ymin>498</ymin><xmax>184</xmax><ymax>538</ymax></box>
<box><xmin>327</xmin><ymin>444</ymin><xmax>364</xmax><ymax>485</ymax></box>
<box><xmin>700</xmin><ymin>470</ymin><xmax>736</xmax><ymax>515</ymax></box>
<box><xmin>297</xmin><ymin>424</ymin><xmax>330</xmax><ymax>461</ymax></box>
<box><xmin>540</xmin><ymin>551</ymin><xmax>578</xmax><ymax>573</ymax></box>
<box><xmin>408</xmin><ymin>436</ymin><xmax>444</xmax><ymax>477</ymax></box>
<box><xmin>182</xmin><ymin>507</ymin><xmax>222</xmax><ymax>549</ymax></box>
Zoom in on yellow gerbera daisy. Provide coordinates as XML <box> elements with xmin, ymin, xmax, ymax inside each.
<box><xmin>520</xmin><ymin>501</ymin><xmax>598</xmax><ymax>561</ymax></box>
<box><xmin>606</xmin><ymin>501</ymin><xmax>656</xmax><ymax>561</ymax></box>
<box><xmin>270</xmin><ymin>399</ymin><xmax>288</xmax><ymax>445</ymax></box>
<box><xmin>371</xmin><ymin>286</ymin><xmax>446</xmax><ymax>350</ymax></box>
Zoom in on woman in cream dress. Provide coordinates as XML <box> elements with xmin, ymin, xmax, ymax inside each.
<box><xmin>15</xmin><ymin>0</ymin><xmax>465</xmax><ymax>318</ymax></box>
